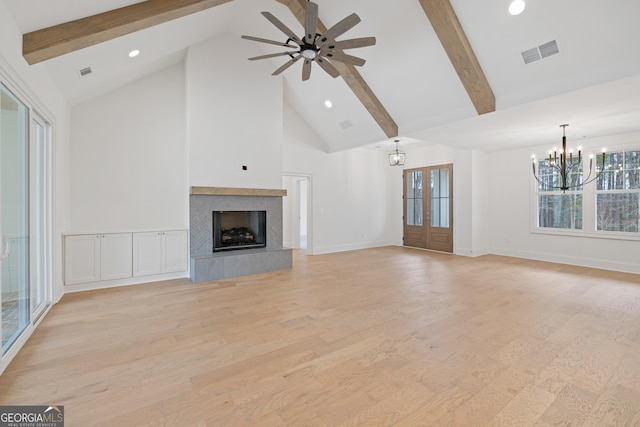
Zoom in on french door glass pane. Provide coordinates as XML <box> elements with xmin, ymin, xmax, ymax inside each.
<box><xmin>1</xmin><ymin>83</ymin><xmax>30</xmax><ymax>355</ymax></box>
<box><xmin>430</xmin><ymin>168</ymin><xmax>450</xmax><ymax>228</ymax></box>
<box><xmin>430</xmin><ymin>170</ymin><xmax>439</xmax><ymax>198</ymax></box>
<box><xmin>406</xmin><ymin>171</ymin><xmax>423</xmax><ymax>226</ymax></box>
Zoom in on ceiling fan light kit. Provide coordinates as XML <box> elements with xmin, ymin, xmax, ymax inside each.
<box><xmin>242</xmin><ymin>1</ymin><xmax>376</xmax><ymax>81</ymax></box>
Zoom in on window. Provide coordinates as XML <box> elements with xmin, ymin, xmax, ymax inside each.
<box><xmin>535</xmin><ymin>158</ymin><xmax>583</xmax><ymax>230</ymax></box>
<box><xmin>533</xmin><ymin>146</ymin><xmax>640</xmax><ymax>238</ymax></box>
<box><xmin>596</xmin><ymin>149</ymin><xmax>640</xmax><ymax>233</ymax></box>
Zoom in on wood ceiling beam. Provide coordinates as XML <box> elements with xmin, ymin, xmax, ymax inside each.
<box><xmin>418</xmin><ymin>0</ymin><xmax>495</xmax><ymax>115</ymax></box>
<box><xmin>22</xmin><ymin>0</ymin><xmax>234</xmax><ymax>65</ymax></box>
<box><xmin>276</xmin><ymin>0</ymin><xmax>398</xmax><ymax>139</ymax></box>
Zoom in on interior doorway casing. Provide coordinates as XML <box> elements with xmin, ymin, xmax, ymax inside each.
<box><xmin>282</xmin><ymin>173</ymin><xmax>313</xmax><ymax>255</ymax></box>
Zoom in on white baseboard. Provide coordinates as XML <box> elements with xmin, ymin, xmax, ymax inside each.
<box><xmin>313</xmin><ymin>240</ymin><xmax>393</xmax><ymax>255</ymax></box>
<box><xmin>490</xmin><ymin>247</ymin><xmax>640</xmax><ymax>275</ymax></box>
<box><xmin>455</xmin><ymin>247</ymin><xmax>490</xmax><ymax>257</ymax></box>
<box><xmin>64</xmin><ymin>271</ymin><xmax>189</xmax><ymax>293</ymax></box>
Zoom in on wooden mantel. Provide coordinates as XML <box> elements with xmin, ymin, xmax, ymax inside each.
<box><xmin>190</xmin><ymin>186</ymin><xmax>287</xmax><ymax>197</ymax></box>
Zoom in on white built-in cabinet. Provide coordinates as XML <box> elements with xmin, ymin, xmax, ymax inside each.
<box><xmin>64</xmin><ymin>233</ymin><xmax>132</xmax><ymax>285</ymax></box>
<box><xmin>64</xmin><ymin>230</ymin><xmax>187</xmax><ymax>286</ymax></box>
<box><xmin>133</xmin><ymin>230</ymin><xmax>188</xmax><ymax>277</ymax></box>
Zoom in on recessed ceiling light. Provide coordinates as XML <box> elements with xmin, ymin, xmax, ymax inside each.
<box><xmin>128</xmin><ymin>49</ymin><xmax>140</xmax><ymax>58</ymax></box>
<box><xmin>324</xmin><ymin>100</ymin><xmax>333</xmax><ymax>109</ymax></box>
<box><xmin>508</xmin><ymin>0</ymin><xmax>525</xmax><ymax>15</ymax></box>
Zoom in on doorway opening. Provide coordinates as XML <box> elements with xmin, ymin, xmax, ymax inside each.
<box><xmin>282</xmin><ymin>173</ymin><xmax>312</xmax><ymax>254</ymax></box>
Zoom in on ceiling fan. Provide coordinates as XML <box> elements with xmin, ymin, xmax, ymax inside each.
<box><xmin>241</xmin><ymin>1</ymin><xmax>376</xmax><ymax>81</ymax></box>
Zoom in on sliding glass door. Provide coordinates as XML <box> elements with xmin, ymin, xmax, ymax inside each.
<box><xmin>1</xmin><ymin>83</ymin><xmax>30</xmax><ymax>356</ymax></box>
<box><xmin>31</xmin><ymin>112</ymin><xmax>51</xmax><ymax>322</ymax></box>
<box><xmin>0</xmin><ymin>77</ymin><xmax>52</xmax><ymax>372</ymax></box>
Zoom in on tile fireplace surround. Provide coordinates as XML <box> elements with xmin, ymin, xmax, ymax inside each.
<box><xmin>189</xmin><ymin>187</ymin><xmax>292</xmax><ymax>282</ymax></box>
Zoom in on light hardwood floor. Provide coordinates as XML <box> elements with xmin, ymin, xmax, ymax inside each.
<box><xmin>1</xmin><ymin>247</ymin><xmax>640</xmax><ymax>426</ymax></box>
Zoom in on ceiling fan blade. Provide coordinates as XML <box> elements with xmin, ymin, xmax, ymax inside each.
<box><xmin>320</xmin><ymin>36</ymin><xmax>376</xmax><ymax>50</ymax></box>
<box><xmin>241</xmin><ymin>35</ymin><xmax>295</xmax><ymax>48</ymax></box>
<box><xmin>317</xmin><ymin>13</ymin><xmax>361</xmax><ymax>45</ymax></box>
<box><xmin>272</xmin><ymin>55</ymin><xmax>302</xmax><ymax>76</ymax></box>
<box><xmin>302</xmin><ymin>59</ymin><xmax>312</xmax><ymax>81</ymax></box>
<box><xmin>315</xmin><ymin>57</ymin><xmax>340</xmax><ymax>78</ymax></box>
<box><xmin>304</xmin><ymin>1</ymin><xmax>319</xmax><ymax>44</ymax></box>
<box><xmin>262</xmin><ymin>11</ymin><xmax>303</xmax><ymax>45</ymax></box>
<box><xmin>249</xmin><ymin>52</ymin><xmax>297</xmax><ymax>61</ymax></box>
<box><xmin>323</xmin><ymin>51</ymin><xmax>366</xmax><ymax>66</ymax></box>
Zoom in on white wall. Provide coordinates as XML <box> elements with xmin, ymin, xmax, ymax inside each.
<box><xmin>399</xmin><ymin>144</ymin><xmax>485</xmax><ymax>256</ymax></box>
<box><xmin>283</xmin><ymin>102</ymin><xmax>396</xmax><ymax>254</ymax></box>
<box><xmin>1</xmin><ymin>1</ymin><xmax>70</xmax><ymax>303</ymax></box>
<box><xmin>70</xmin><ymin>64</ymin><xmax>187</xmax><ymax>231</ymax></box>
<box><xmin>489</xmin><ymin>131</ymin><xmax>640</xmax><ymax>274</ymax></box>
<box><xmin>471</xmin><ymin>150</ymin><xmax>490</xmax><ymax>255</ymax></box>
<box><xmin>186</xmin><ymin>33</ymin><xmax>283</xmax><ymax>189</ymax></box>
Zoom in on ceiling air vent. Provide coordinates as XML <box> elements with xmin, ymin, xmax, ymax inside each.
<box><xmin>521</xmin><ymin>47</ymin><xmax>541</xmax><ymax>64</ymax></box>
<box><xmin>521</xmin><ymin>40</ymin><xmax>559</xmax><ymax>64</ymax></box>
<box><xmin>78</xmin><ymin>66</ymin><xmax>93</xmax><ymax>77</ymax></box>
<box><xmin>339</xmin><ymin>120</ymin><xmax>353</xmax><ymax>130</ymax></box>
<box><xmin>539</xmin><ymin>40</ymin><xmax>559</xmax><ymax>58</ymax></box>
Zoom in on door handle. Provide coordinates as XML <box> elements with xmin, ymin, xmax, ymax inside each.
<box><xmin>0</xmin><ymin>234</ymin><xmax>11</xmax><ymax>260</ymax></box>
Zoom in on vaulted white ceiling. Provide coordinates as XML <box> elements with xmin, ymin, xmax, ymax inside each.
<box><xmin>4</xmin><ymin>0</ymin><xmax>640</xmax><ymax>152</ymax></box>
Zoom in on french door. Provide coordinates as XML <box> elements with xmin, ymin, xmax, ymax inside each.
<box><xmin>403</xmin><ymin>164</ymin><xmax>453</xmax><ymax>253</ymax></box>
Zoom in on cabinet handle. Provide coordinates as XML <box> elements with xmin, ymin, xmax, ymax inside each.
<box><xmin>0</xmin><ymin>234</ymin><xmax>11</xmax><ymax>260</ymax></box>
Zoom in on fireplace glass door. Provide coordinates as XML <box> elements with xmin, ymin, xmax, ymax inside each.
<box><xmin>213</xmin><ymin>210</ymin><xmax>266</xmax><ymax>251</ymax></box>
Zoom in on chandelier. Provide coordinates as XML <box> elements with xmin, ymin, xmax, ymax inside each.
<box><xmin>532</xmin><ymin>124</ymin><xmax>606</xmax><ymax>191</ymax></box>
<box><xmin>389</xmin><ymin>139</ymin><xmax>405</xmax><ymax>166</ymax></box>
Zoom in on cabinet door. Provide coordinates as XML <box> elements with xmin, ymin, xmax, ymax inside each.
<box><xmin>64</xmin><ymin>235</ymin><xmax>101</xmax><ymax>285</ymax></box>
<box><xmin>100</xmin><ymin>233</ymin><xmax>132</xmax><ymax>280</ymax></box>
<box><xmin>133</xmin><ymin>232</ymin><xmax>163</xmax><ymax>277</ymax></box>
<box><xmin>162</xmin><ymin>230</ymin><xmax>188</xmax><ymax>273</ymax></box>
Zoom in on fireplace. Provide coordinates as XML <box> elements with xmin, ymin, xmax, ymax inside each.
<box><xmin>212</xmin><ymin>210</ymin><xmax>266</xmax><ymax>252</ymax></box>
<box><xmin>190</xmin><ymin>187</ymin><xmax>291</xmax><ymax>282</ymax></box>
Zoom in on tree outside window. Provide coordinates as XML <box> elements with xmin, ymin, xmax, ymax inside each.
<box><xmin>536</xmin><ymin>158</ymin><xmax>583</xmax><ymax>230</ymax></box>
<box><xmin>596</xmin><ymin>149</ymin><xmax>640</xmax><ymax>232</ymax></box>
